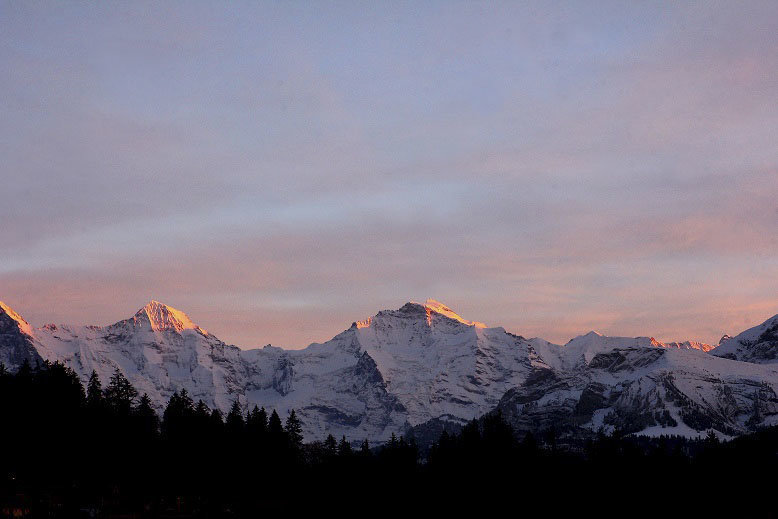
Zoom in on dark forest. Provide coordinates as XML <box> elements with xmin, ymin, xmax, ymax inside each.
<box><xmin>1</xmin><ymin>360</ymin><xmax>775</xmax><ymax>518</ymax></box>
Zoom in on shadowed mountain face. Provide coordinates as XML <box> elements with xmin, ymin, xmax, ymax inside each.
<box><xmin>1</xmin><ymin>298</ymin><xmax>776</xmax><ymax>442</ymax></box>
<box><xmin>0</xmin><ymin>301</ymin><xmax>43</xmax><ymax>369</ymax></box>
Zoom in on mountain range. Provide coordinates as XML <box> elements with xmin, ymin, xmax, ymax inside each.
<box><xmin>2</xmin><ymin>298</ymin><xmax>777</xmax><ymax>442</ymax></box>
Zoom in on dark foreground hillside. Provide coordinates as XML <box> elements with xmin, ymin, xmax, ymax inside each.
<box><xmin>1</xmin><ymin>361</ymin><xmax>776</xmax><ymax>518</ymax></box>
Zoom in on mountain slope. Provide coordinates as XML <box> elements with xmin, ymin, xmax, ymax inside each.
<box><xmin>1</xmin><ymin>298</ymin><xmax>776</xmax><ymax>441</ymax></box>
<box><xmin>0</xmin><ymin>299</ymin><xmax>550</xmax><ymax>440</ymax></box>
<box><xmin>497</xmin><ymin>342</ymin><xmax>778</xmax><ymax>438</ymax></box>
<box><xmin>32</xmin><ymin>301</ymin><xmax>247</xmax><ymax>413</ymax></box>
<box><xmin>0</xmin><ymin>301</ymin><xmax>43</xmax><ymax>370</ymax></box>
<box><xmin>710</xmin><ymin>314</ymin><xmax>778</xmax><ymax>364</ymax></box>
<box><xmin>241</xmin><ymin>300</ymin><xmax>544</xmax><ymax>440</ymax></box>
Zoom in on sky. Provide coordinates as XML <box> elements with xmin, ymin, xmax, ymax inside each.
<box><xmin>1</xmin><ymin>1</ymin><xmax>777</xmax><ymax>348</ymax></box>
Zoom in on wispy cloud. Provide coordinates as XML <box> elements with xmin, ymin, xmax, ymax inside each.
<box><xmin>1</xmin><ymin>1</ymin><xmax>776</xmax><ymax>347</ymax></box>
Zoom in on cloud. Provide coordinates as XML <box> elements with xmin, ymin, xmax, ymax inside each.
<box><xmin>1</xmin><ymin>2</ymin><xmax>776</xmax><ymax>348</ymax></box>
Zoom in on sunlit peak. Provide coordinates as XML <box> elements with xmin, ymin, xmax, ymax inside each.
<box><xmin>417</xmin><ymin>299</ymin><xmax>487</xmax><ymax>328</ymax></box>
<box><xmin>135</xmin><ymin>300</ymin><xmax>207</xmax><ymax>334</ymax></box>
<box><xmin>0</xmin><ymin>301</ymin><xmax>33</xmax><ymax>336</ymax></box>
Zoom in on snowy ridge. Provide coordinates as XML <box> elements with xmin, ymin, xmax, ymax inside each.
<box><xmin>413</xmin><ymin>299</ymin><xmax>487</xmax><ymax>328</ymax></box>
<box><xmin>1</xmin><ymin>298</ymin><xmax>777</xmax><ymax>441</ymax></box>
<box><xmin>710</xmin><ymin>314</ymin><xmax>778</xmax><ymax>364</ymax></box>
<box><xmin>0</xmin><ymin>301</ymin><xmax>33</xmax><ymax>336</ymax></box>
<box><xmin>0</xmin><ymin>301</ymin><xmax>42</xmax><ymax>369</ymax></box>
<box><xmin>660</xmin><ymin>340</ymin><xmax>715</xmax><ymax>352</ymax></box>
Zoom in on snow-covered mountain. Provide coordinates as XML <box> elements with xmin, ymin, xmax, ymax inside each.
<box><xmin>710</xmin><ymin>314</ymin><xmax>778</xmax><ymax>364</ymax></box>
<box><xmin>1</xmin><ymin>298</ymin><xmax>776</xmax><ymax>441</ymax></box>
<box><xmin>29</xmin><ymin>301</ymin><xmax>248</xmax><ymax>413</ymax></box>
<box><xmin>0</xmin><ymin>301</ymin><xmax>43</xmax><ymax>369</ymax></box>
<box><xmin>499</xmin><ymin>335</ymin><xmax>778</xmax><ymax>438</ymax></box>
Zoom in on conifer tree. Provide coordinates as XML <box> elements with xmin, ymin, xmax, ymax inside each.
<box><xmin>163</xmin><ymin>390</ymin><xmax>181</xmax><ymax>423</ymax></box>
<box><xmin>194</xmin><ymin>399</ymin><xmax>211</xmax><ymax>418</ymax></box>
<box><xmin>285</xmin><ymin>409</ymin><xmax>304</xmax><ymax>449</ymax></box>
<box><xmin>267</xmin><ymin>409</ymin><xmax>286</xmax><ymax>453</ymax></box>
<box><xmin>257</xmin><ymin>407</ymin><xmax>268</xmax><ymax>433</ymax></box>
<box><xmin>134</xmin><ymin>393</ymin><xmax>159</xmax><ymax>437</ymax></box>
<box><xmin>338</xmin><ymin>435</ymin><xmax>353</xmax><ymax>457</ymax></box>
<box><xmin>268</xmin><ymin>409</ymin><xmax>283</xmax><ymax>436</ymax></box>
<box><xmin>246</xmin><ymin>405</ymin><xmax>267</xmax><ymax>436</ymax></box>
<box><xmin>135</xmin><ymin>393</ymin><xmax>154</xmax><ymax>414</ymax></box>
<box><xmin>324</xmin><ymin>434</ymin><xmax>338</xmax><ymax>457</ymax></box>
<box><xmin>226</xmin><ymin>399</ymin><xmax>245</xmax><ymax>434</ymax></box>
<box><xmin>247</xmin><ymin>405</ymin><xmax>268</xmax><ymax>436</ymax></box>
<box><xmin>209</xmin><ymin>408</ymin><xmax>224</xmax><ymax>430</ymax></box>
<box><xmin>178</xmin><ymin>388</ymin><xmax>194</xmax><ymax>412</ymax></box>
<box><xmin>162</xmin><ymin>390</ymin><xmax>194</xmax><ymax>438</ymax></box>
<box><xmin>103</xmin><ymin>368</ymin><xmax>138</xmax><ymax>415</ymax></box>
<box><xmin>360</xmin><ymin>439</ymin><xmax>371</xmax><ymax>457</ymax></box>
<box><xmin>17</xmin><ymin>359</ymin><xmax>31</xmax><ymax>378</ymax></box>
<box><xmin>86</xmin><ymin>370</ymin><xmax>103</xmax><ymax>409</ymax></box>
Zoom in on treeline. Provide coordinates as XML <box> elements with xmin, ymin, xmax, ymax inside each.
<box><xmin>0</xmin><ymin>360</ymin><xmax>422</xmax><ymax>516</ymax></box>
<box><xmin>1</xmin><ymin>360</ymin><xmax>776</xmax><ymax>517</ymax></box>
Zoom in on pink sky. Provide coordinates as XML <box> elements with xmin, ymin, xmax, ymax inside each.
<box><xmin>1</xmin><ymin>2</ymin><xmax>776</xmax><ymax>348</ymax></box>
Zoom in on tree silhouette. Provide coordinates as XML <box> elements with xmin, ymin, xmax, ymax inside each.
<box><xmin>338</xmin><ymin>436</ymin><xmax>353</xmax><ymax>457</ymax></box>
<box><xmin>103</xmin><ymin>368</ymin><xmax>138</xmax><ymax>415</ymax></box>
<box><xmin>135</xmin><ymin>393</ymin><xmax>159</xmax><ymax>437</ymax></box>
<box><xmin>226</xmin><ymin>399</ymin><xmax>245</xmax><ymax>435</ymax></box>
<box><xmin>86</xmin><ymin>370</ymin><xmax>103</xmax><ymax>409</ymax></box>
<box><xmin>324</xmin><ymin>434</ymin><xmax>338</xmax><ymax>457</ymax></box>
<box><xmin>195</xmin><ymin>399</ymin><xmax>211</xmax><ymax>418</ymax></box>
<box><xmin>360</xmin><ymin>439</ymin><xmax>371</xmax><ymax>457</ymax></box>
<box><xmin>268</xmin><ymin>409</ymin><xmax>283</xmax><ymax>436</ymax></box>
<box><xmin>285</xmin><ymin>409</ymin><xmax>304</xmax><ymax>450</ymax></box>
<box><xmin>247</xmin><ymin>405</ymin><xmax>268</xmax><ymax>437</ymax></box>
<box><xmin>1</xmin><ymin>359</ymin><xmax>769</xmax><ymax>516</ymax></box>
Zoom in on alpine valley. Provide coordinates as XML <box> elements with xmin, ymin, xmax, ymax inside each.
<box><xmin>2</xmin><ymin>298</ymin><xmax>778</xmax><ymax>443</ymax></box>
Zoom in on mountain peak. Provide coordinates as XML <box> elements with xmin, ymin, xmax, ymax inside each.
<box><xmin>133</xmin><ymin>300</ymin><xmax>206</xmax><ymax>334</ymax></box>
<box><xmin>413</xmin><ymin>299</ymin><xmax>486</xmax><ymax>328</ymax></box>
<box><xmin>0</xmin><ymin>301</ymin><xmax>33</xmax><ymax>336</ymax></box>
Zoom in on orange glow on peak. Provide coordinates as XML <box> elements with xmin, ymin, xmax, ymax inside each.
<box><xmin>0</xmin><ymin>301</ymin><xmax>34</xmax><ymax>336</ymax></box>
<box><xmin>355</xmin><ymin>317</ymin><xmax>373</xmax><ymax>329</ymax></box>
<box><xmin>417</xmin><ymin>299</ymin><xmax>487</xmax><ymax>328</ymax></box>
